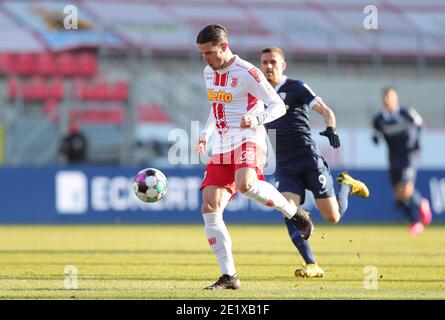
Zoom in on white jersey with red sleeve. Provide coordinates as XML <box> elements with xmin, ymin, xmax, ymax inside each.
<box><xmin>201</xmin><ymin>55</ymin><xmax>286</xmax><ymax>155</ymax></box>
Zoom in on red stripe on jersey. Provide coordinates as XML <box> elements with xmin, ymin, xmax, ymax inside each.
<box><xmin>212</xmin><ymin>102</ymin><xmax>218</xmax><ymax>120</ymax></box>
<box><xmin>214</xmin><ymin>72</ymin><xmax>221</xmax><ymax>86</ymax></box>
<box><xmin>220</xmin><ymin>72</ymin><xmax>229</xmax><ymax>87</ymax></box>
<box><xmin>247</xmin><ymin>93</ymin><xmax>257</xmax><ymax>111</ymax></box>
<box><xmin>218</xmin><ymin>103</ymin><xmax>227</xmax><ymax>129</ymax></box>
<box><xmin>212</xmin><ymin>102</ymin><xmax>227</xmax><ymax>133</ymax></box>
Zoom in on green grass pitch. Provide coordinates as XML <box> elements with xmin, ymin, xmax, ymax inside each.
<box><xmin>0</xmin><ymin>224</ymin><xmax>444</xmax><ymax>299</ymax></box>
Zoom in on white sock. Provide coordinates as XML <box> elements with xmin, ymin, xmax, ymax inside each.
<box><xmin>203</xmin><ymin>212</ymin><xmax>237</xmax><ymax>276</ymax></box>
<box><xmin>243</xmin><ymin>180</ymin><xmax>295</xmax><ymax>219</ymax></box>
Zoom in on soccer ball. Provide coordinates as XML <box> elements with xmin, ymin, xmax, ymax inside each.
<box><xmin>133</xmin><ymin>168</ymin><xmax>168</xmax><ymax>203</ymax></box>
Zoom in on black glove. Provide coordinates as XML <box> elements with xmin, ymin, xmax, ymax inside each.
<box><xmin>372</xmin><ymin>134</ymin><xmax>379</xmax><ymax>145</ymax></box>
<box><xmin>319</xmin><ymin>126</ymin><xmax>340</xmax><ymax>148</ymax></box>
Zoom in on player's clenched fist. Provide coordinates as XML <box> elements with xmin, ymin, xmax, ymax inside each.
<box><xmin>195</xmin><ymin>135</ymin><xmax>207</xmax><ymax>154</ymax></box>
<box><xmin>240</xmin><ymin>114</ymin><xmax>259</xmax><ymax>128</ymax></box>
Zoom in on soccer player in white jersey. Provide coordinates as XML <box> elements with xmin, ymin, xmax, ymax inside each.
<box><xmin>195</xmin><ymin>24</ymin><xmax>313</xmax><ymax>290</ymax></box>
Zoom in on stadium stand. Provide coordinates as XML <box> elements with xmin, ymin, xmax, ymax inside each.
<box><xmin>0</xmin><ymin>0</ymin><xmax>444</xmax><ymax>165</ymax></box>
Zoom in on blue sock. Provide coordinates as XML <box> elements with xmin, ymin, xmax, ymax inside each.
<box><xmin>284</xmin><ymin>218</ymin><xmax>316</xmax><ymax>264</ymax></box>
<box><xmin>407</xmin><ymin>191</ymin><xmax>423</xmax><ymax>221</ymax></box>
<box><xmin>337</xmin><ymin>184</ymin><xmax>351</xmax><ymax>218</ymax></box>
<box><xmin>396</xmin><ymin>200</ymin><xmax>419</xmax><ymax>223</ymax></box>
<box><xmin>409</xmin><ymin>190</ymin><xmax>422</xmax><ymax>209</ymax></box>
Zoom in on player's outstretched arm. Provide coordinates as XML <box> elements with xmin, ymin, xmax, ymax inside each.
<box><xmin>312</xmin><ymin>100</ymin><xmax>340</xmax><ymax>148</ymax></box>
<box><xmin>195</xmin><ymin>136</ymin><xmax>207</xmax><ymax>154</ymax></box>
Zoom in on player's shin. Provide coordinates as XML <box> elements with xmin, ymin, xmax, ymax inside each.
<box><xmin>284</xmin><ymin>218</ymin><xmax>316</xmax><ymax>264</ymax></box>
<box><xmin>242</xmin><ymin>180</ymin><xmax>295</xmax><ymax>219</ymax></box>
<box><xmin>337</xmin><ymin>184</ymin><xmax>351</xmax><ymax>217</ymax></box>
<box><xmin>409</xmin><ymin>190</ymin><xmax>422</xmax><ymax>209</ymax></box>
<box><xmin>396</xmin><ymin>200</ymin><xmax>418</xmax><ymax>223</ymax></box>
<box><xmin>203</xmin><ymin>212</ymin><xmax>237</xmax><ymax>276</ymax></box>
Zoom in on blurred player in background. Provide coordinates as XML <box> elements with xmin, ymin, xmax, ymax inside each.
<box><xmin>260</xmin><ymin>47</ymin><xmax>370</xmax><ymax>277</ymax></box>
<box><xmin>372</xmin><ymin>87</ymin><xmax>432</xmax><ymax>236</ymax></box>
<box><xmin>195</xmin><ymin>24</ymin><xmax>314</xmax><ymax>290</ymax></box>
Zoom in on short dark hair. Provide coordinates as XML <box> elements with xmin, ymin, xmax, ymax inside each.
<box><xmin>382</xmin><ymin>86</ymin><xmax>396</xmax><ymax>96</ymax></box>
<box><xmin>261</xmin><ymin>47</ymin><xmax>285</xmax><ymax>60</ymax></box>
<box><xmin>196</xmin><ymin>24</ymin><xmax>228</xmax><ymax>45</ymax></box>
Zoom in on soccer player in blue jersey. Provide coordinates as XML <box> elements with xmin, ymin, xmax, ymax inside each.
<box><xmin>260</xmin><ymin>47</ymin><xmax>369</xmax><ymax>277</ymax></box>
<box><xmin>372</xmin><ymin>87</ymin><xmax>432</xmax><ymax>236</ymax></box>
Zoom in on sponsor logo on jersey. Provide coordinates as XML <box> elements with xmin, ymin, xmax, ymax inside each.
<box><xmin>248</xmin><ymin>68</ymin><xmax>263</xmax><ymax>83</ymax></box>
<box><xmin>207</xmin><ymin>89</ymin><xmax>233</xmax><ymax>102</ymax></box>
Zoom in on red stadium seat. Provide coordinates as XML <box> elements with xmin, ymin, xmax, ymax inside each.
<box><xmin>24</xmin><ymin>76</ymin><xmax>46</xmax><ymax>101</ymax></box>
<box><xmin>69</xmin><ymin>106</ymin><xmax>123</xmax><ymax>124</ymax></box>
<box><xmin>93</xmin><ymin>81</ymin><xmax>109</xmax><ymax>100</ymax></box>
<box><xmin>138</xmin><ymin>104</ymin><xmax>172</xmax><ymax>123</ymax></box>
<box><xmin>48</xmin><ymin>77</ymin><xmax>64</xmax><ymax>100</ymax></box>
<box><xmin>111</xmin><ymin>81</ymin><xmax>129</xmax><ymax>101</ymax></box>
<box><xmin>71</xmin><ymin>78</ymin><xmax>92</xmax><ymax>100</ymax></box>
<box><xmin>80</xmin><ymin>81</ymin><xmax>94</xmax><ymax>100</ymax></box>
<box><xmin>0</xmin><ymin>53</ymin><xmax>15</xmax><ymax>74</ymax></box>
<box><xmin>15</xmin><ymin>53</ymin><xmax>35</xmax><ymax>75</ymax></box>
<box><xmin>72</xmin><ymin>80</ymin><xmax>129</xmax><ymax>101</ymax></box>
<box><xmin>36</xmin><ymin>53</ymin><xmax>56</xmax><ymax>76</ymax></box>
<box><xmin>77</xmin><ymin>53</ymin><xmax>98</xmax><ymax>76</ymax></box>
<box><xmin>9</xmin><ymin>77</ymin><xmax>63</xmax><ymax>101</ymax></box>
<box><xmin>57</xmin><ymin>52</ymin><xmax>77</xmax><ymax>76</ymax></box>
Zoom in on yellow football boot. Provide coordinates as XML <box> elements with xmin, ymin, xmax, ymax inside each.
<box><xmin>295</xmin><ymin>263</ymin><xmax>325</xmax><ymax>278</ymax></box>
<box><xmin>337</xmin><ymin>171</ymin><xmax>370</xmax><ymax>198</ymax></box>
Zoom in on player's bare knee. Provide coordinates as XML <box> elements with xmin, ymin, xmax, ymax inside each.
<box><xmin>238</xmin><ymin>183</ymin><xmax>253</xmax><ymax>194</ymax></box>
<box><xmin>325</xmin><ymin>212</ymin><xmax>340</xmax><ymax>224</ymax></box>
<box><xmin>201</xmin><ymin>201</ymin><xmax>221</xmax><ymax>214</ymax></box>
<box><xmin>235</xmin><ymin>179</ymin><xmax>254</xmax><ymax>194</ymax></box>
<box><xmin>395</xmin><ymin>191</ymin><xmax>409</xmax><ymax>202</ymax></box>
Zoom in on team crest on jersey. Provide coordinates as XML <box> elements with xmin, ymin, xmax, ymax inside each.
<box><xmin>231</xmin><ymin>77</ymin><xmax>238</xmax><ymax>87</ymax></box>
<box><xmin>248</xmin><ymin>68</ymin><xmax>263</xmax><ymax>83</ymax></box>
